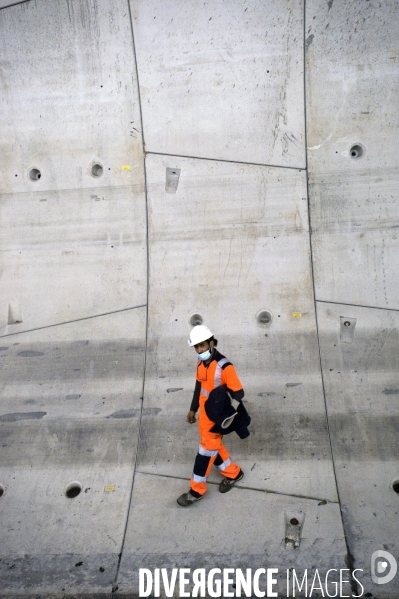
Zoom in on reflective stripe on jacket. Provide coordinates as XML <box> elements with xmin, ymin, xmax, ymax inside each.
<box><xmin>196</xmin><ymin>350</ymin><xmax>243</xmax><ymax>438</ymax></box>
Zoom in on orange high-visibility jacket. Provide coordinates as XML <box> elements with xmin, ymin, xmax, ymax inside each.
<box><xmin>194</xmin><ymin>350</ymin><xmax>244</xmax><ymax>439</ymax></box>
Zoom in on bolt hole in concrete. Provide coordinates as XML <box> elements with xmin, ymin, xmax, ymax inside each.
<box><xmin>91</xmin><ymin>163</ymin><xmax>103</xmax><ymax>177</ymax></box>
<box><xmin>0</xmin><ymin>485</ymin><xmax>4</xmax><ymax>498</ymax></box>
<box><xmin>189</xmin><ymin>313</ymin><xmax>203</xmax><ymax>326</ymax></box>
<box><xmin>256</xmin><ymin>310</ymin><xmax>272</xmax><ymax>325</ymax></box>
<box><xmin>29</xmin><ymin>168</ymin><xmax>41</xmax><ymax>181</ymax></box>
<box><xmin>344</xmin><ymin>321</ymin><xmax>351</xmax><ymax>327</ymax></box>
<box><xmin>392</xmin><ymin>479</ymin><xmax>399</xmax><ymax>494</ymax></box>
<box><xmin>290</xmin><ymin>518</ymin><xmax>299</xmax><ymax>526</ymax></box>
<box><xmin>350</xmin><ymin>143</ymin><xmax>364</xmax><ymax>159</ymax></box>
<box><xmin>65</xmin><ymin>482</ymin><xmax>82</xmax><ymax>499</ymax></box>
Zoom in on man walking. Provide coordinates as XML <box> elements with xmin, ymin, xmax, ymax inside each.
<box><xmin>177</xmin><ymin>325</ymin><xmax>245</xmax><ymax>506</ymax></box>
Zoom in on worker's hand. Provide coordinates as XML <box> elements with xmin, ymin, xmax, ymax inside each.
<box><xmin>187</xmin><ymin>410</ymin><xmax>196</xmax><ymax>424</ymax></box>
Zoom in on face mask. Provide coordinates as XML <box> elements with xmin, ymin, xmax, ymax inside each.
<box><xmin>197</xmin><ymin>349</ymin><xmax>211</xmax><ymax>361</ymax></box>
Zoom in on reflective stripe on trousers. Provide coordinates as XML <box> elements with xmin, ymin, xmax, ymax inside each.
<box><xmin>216</xmin><ymin>457</ymin><xmax>232</xmax><ymax>471</ymax></box>
<box><xmin>198</xmin><ymin>445</ymin><xmax>218</xmax><ymax>457</ymax></box>
<box><xmin>190</xmin><ymin>442</ymin><xmax>240</xmax><ymax>496</ymax></box>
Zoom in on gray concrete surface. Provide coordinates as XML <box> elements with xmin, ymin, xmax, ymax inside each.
<box><xmin>306</xmin><ymin>0</ymin><xmax>399</xmax><ymax>310</ymax></box>
<box><xmin>0</xmin><ymin>308</ymin><xmax>146</xmax><ymax>596</ymax></box>
<box><xmin>317</xmin><ymin>302</ymin><xmax>399</xmax><ymax>596</ymax></box>
<box><xmin>0</xmin><ymin>0</ymin><xmax>398</xmax><ymax>598</ymax></box>
<box><xmin>130</xmin><ymin>0</ymin><xmax>305</xmax><ymax>168</ymax></box>
<box><xmin>117</xmin><ymin>473</ymin><xmax>347</xmax><ymax>597</ymax></box>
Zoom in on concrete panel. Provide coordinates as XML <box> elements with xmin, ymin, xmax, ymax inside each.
<box><xmin>0</xmin><ymin>0</ymin><xmax>143</xmax><ymax>195</ymax></box>
<box><xmin>138</xmin><ymin>153</ymin><xmax>338</xmax><ymax>503</ymax></box>
<box><xmin>0</xmin><ymin>307</ymin><xmax>146</xmax><ymax>597</ymax></box>
<box><xmin>317</xmin><ymin>301</ymin><xmax>399</xmax><ymax>597</ymax></box>
<box><xmin>130</xmin><ymin>0</ymin><xmax>305</xmax><ymax>168</ymax></box>
<box><xmin>0</xmin><ymin>0</ymin><xmax>147</xmax><ymax>333</ymax></box>
<box><xmin>0</xmin><ymin>185</ymin><xmax>147</xmax><ymax>335</ymax></box>
<box><xmin>117</xmin><ymin>473</ymin><xmax>348</xmax><ymax>597</ymax></box>
<box><xmin>306</xmin><ymin>0</ymin><xmax>399</xmax><ymax>308</ymax></box>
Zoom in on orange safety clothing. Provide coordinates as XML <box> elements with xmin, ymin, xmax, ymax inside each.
<box><xmin>189</xmin><ymin>350</ymin><xmax>243</xmax><ymax>497</ymax></box>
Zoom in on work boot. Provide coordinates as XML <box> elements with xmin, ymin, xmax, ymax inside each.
<box><xmin>177</xmin><ymin>491</ymin><xmax>202</xmax><ymax>506</ymax></box>
<box><xmin>219</xmin><ymin>469</ymin><xmax>244</xmax><ymax>493</ymax></box>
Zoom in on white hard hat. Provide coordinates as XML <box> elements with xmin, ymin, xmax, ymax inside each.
<box><xmin>187</xmin><ymin>325</ymin><xmax>214</xmax><ymax>347</ymax></box>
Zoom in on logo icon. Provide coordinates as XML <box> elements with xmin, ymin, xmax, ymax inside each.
<box><xmin>371</xmin><ymin>550</ymin><xmax>397</xmax><ymax>585</ymax></box>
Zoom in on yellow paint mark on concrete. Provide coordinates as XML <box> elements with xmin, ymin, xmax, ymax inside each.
<box><xmin>104</xmin><ymin>485</ymin><xmax>115</xmax><ymax>492</ymax></box>
<box><xmin>292</xmin><ymin>313</ymin><xmax>302</xmax><ymax>318</ymax></box>
<box><xmin>122</xmin><ymin>165</ymin><xmax>131</xmax><ymax>171</ymax></box>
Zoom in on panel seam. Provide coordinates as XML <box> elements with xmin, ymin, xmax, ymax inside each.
<box><xmin>147</xmin><ymin>150</ymin><xmax>305</xmax><ymax>171</ymax></box>
<box><xmin>0</xmin><ymin>0</ymin><xmax>30</xmax><ymax>10</ymax></box>
<box><xmin>136</xmin><ymin>471</ymin><xmax>339</xmax><ymax>504</ymax></box>
<box><xmin>0</xmin><ymin>305</ymin><xmax>147</xmax><ymax>338</ymax></box>
<box><xmin>303</xmin><ymin>1</ymin><xmax>358</xmax><ymax>593</ymax></box>
<box><xmin>111</xmin><ymin>2</ymin><xmax>150</xmax><ymax>595</ymax></box>
<box><xmin>317</xmin><ymin>299</ymin><xmax>399</xmax><ymax>312</ymax></box>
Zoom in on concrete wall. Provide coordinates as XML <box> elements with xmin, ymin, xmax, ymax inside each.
<box><xmin>307</xmin><ymin>0</ymin><xmax>399</xmax><ymax>593</ymax></box>
<box><xmin>0</xmin><ymin>0</ymin><xmax>147</xmax><ymax>595</ymax></box>
<box><xmin>0</xmin><ymin>0</ymin><xmax>398</xmax><ymax>597</ymax></box>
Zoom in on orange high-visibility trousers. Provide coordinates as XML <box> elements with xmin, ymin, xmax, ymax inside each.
<box><xmin>190</xmin><ymin>431</ymin><xmax>241</xmax><ymax>497</ymax></box>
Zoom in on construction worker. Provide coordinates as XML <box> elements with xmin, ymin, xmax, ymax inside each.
<box><xmin>177</xmin><ymin>325</ymin><xmax>245</xmax><ymax>506</ymax></box>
